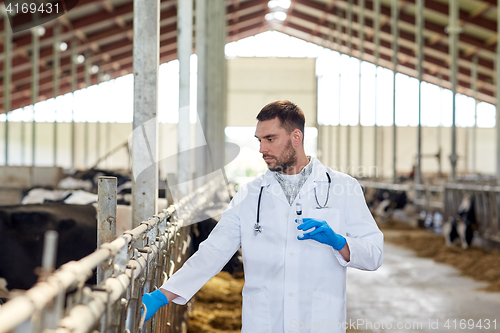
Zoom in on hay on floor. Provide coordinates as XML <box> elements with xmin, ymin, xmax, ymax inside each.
<box><xmin>379</xmin><ymin>220</ymin><xmax>500</xmax><ymax>292</ymax></box>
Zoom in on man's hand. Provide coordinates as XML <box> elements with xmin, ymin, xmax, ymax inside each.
<box><xmin>142</xmin><ymin>289</ymin><xmax>169</xmax><ymax>321</ymax></box>
<box><xmin>297</xmin><ymin>218</ymin><xmax>347</xmax><ymax>251</ymax></box>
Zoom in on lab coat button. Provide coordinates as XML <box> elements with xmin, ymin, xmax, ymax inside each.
<box><xmin>288</xmin><ymin>292</ymin><xmax>293</xmax><ymax>297</ymax></box>
<box><xmin>289</xmin><ymin>251</ymin><xmax>295</xmax><ymax>256</ymax></box>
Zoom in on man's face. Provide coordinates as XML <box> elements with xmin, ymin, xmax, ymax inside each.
<box><xmin>255</xmin><ymin>118</ymin><xmax>297</xmax><ymax>173</ymax></box>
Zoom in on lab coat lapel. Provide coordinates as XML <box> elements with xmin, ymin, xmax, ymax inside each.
<box><xmin>298</xmin><ymin>157</ymin><xmax>329</xmax><ymax>200</ymax></box>
<box><xmin>261</xmin><ymin>170</ymin><xmax>289</xmax><ymax>206</ymax></box>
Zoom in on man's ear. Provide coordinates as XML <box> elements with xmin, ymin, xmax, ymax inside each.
<box><xmin>292</xmin><ymin>129</ymin><xmax>302</xmax><ymax>147</ymax></box>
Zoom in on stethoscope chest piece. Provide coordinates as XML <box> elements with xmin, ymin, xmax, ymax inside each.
<box><xmin>254</xmin><ymin>223</ymin><xmax>262</xmax><ymax>235</ymax></box>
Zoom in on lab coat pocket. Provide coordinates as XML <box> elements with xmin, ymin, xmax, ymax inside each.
<box><xmin>323</xmin><ymin>208</ymin><xmax>340</xmax><ymax>231</ymax></box>
<box><xmin>311</xmin><ymin>291</ymin><xmax>345</xmax><ymax>333</ymax></box>
<box><xmin>242</xmin><ymin>290</ymin><xmax>272</xmax><ymax>333</ymax></box>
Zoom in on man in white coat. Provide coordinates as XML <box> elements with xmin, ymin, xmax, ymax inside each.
<box><xmin>142</xmin><ymin>100</ymin><xmax>384</xmax><ymax>333</ymax></box>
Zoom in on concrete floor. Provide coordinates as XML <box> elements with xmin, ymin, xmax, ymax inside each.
<box><xmin>346</xmin><ymin>243</ymin><xmax>500</xmax><ymax>333</ymax></box>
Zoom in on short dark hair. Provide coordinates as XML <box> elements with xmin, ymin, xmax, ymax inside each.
<box><xmin>256</xmin><ymin>100</ymin><xmax>305</xmax><ymax>137</ymax></box>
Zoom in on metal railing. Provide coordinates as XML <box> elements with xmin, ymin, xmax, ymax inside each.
<box><xmin>444</xmin><ymin>183</ymin><xmax>500</xmax><ymax>243</ymax></box>
<box><xmin>359</xmin><ymin>180</ymin><xmax>444</xmax><ymax>210</ymax></box>
<box><xmin>0</xmin><ymin>176</ymin><xmax>226</xmax><ymax>333</ymax></box>
<box><xmin>360</xmin><ymin>180</ymin><xmax>500</xmax><ymax>244</ymax></box>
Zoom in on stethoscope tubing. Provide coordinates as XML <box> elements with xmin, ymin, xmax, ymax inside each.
<box><xmin>254</xmin><ymin>186</ymin><xmax>265</xmax><ymax>234</ymax></box>
<box><xmin>255</xmin><ymin>172</ymin><xmax>331</xmax><ymax>235</ymax></box>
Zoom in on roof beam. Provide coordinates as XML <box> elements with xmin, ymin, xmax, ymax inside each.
<box><xmin>282</xmin><ymin>21</ymin><xmax>495</xmax><ymax>103</ymax></box>
<box><xmin>1</xmin><ymin>15</ymin><xmax>266</xmax><ymax>109</ymax></box>
<box><xmin>287</xmin><ymin>8</ymin><xmax>495</xmax><ymax>99</ymax></box>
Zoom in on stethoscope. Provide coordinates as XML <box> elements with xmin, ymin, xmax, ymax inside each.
<box><xmin>254</xmin><ymin>172</ymin><xmax>331</xmax><ymax>235</ymax></box>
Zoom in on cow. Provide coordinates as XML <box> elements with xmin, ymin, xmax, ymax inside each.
<box><xmin>22</xmin><ymin>188</ymin><xmax>97</xmax><ymax>205</ymax></box>
<box><xmin>365</xmin><ymin>188</ymin><xmax>408</xmax><ymax>222</ymax></box>
<box><xmin>70</xmin><ymin>169</ymin><xmax>131</xmax><ymax>191</ymax></box>
<box><xmin>190</xmin><ymin>216</ymin><xmax>243</xmax><ymax>276</ymax></box>
<box><xmin>57</xmin><ymin>168</ymin><xmax>131</xmax><ymax>193</ymax></box>
<box><xmin>0</xmin><ymin>204</ymin><xmax>98</xmax><ymax>291</ymax></box>
<box><xmin>188</xmin><ymin>185</ymin><xmax>243</xmax><ymax>276</ymax></box>
<box><xmin>443</xmin><ymin>193</ymin><xmax>477</xmax><ymax>249</ymax></box>
<box><xmin>20</xmin><ymin>187</ymin><xmax>173</xmax><ymax>237</ymax></box>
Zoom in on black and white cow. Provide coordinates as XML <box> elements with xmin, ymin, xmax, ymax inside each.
<box><xmin>443</xmin><ymin>193</ymin><xmax>477</xmax><ymax>249</ymax></box>
<box><xmin>365</xmin><ymin>188</ymin><xmax>408</xmax><ymax>221</ymax></box>
<box><xmin>190</xmin><ymin>216</ymin><xmax>243</xmax><ymax>276</ymax></box>
<box><xmin>0</xmin><ymin>204</ymin><xmax>98</xmax><ymax>291</ymax></box>
<box><xmin>189</xmin><ymin>185</ymin><xmax>243</xmax><ymax>276</ymax></box>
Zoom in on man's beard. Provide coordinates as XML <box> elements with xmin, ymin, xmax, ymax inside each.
<box><xmin>264</xmin><ymin>139</ymin><xmax>297</xmax><ymax>173</ymax></box>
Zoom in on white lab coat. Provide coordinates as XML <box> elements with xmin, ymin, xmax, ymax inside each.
<box><xmin>161</xmin><ymin>157</ymin><xmax>383</xmax><ymax>333</ymax></box>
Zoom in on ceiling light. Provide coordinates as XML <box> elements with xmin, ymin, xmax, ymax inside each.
<box><xmin>274</xmin><ymin>11</ymin><xmax>287</xmax><ymax>21</ymax></box>
<box><xmin>268</xmin><ymin>1</ymin><xmax>278</xmax><ymax>8</ymax></box>
<box><xmin>37</xmin><ymin>26</ymin><xmax>46</xmax><ymax>36</ymax></box>
<box><xmin>59</xmin><ymin>42</ymin><xmax>68</xmax><ymax>51</ymax></box>
<box><xmin>32</xmin><ymin>26</ymin><xmax>46</xmax><ymax>36</ymax></box>
<box><xmin>268</xmin><ymin>0</ymin><xmax>291</xmax><ymax>9</ymax></box>
<box><xmin>103</xmin><ymin>74</ymin><xmax>111</xmax><ymax>81</ymax></box>
<box><xmin>266</xmin><ymin>11</ymin><xmax>287</xmax><ymax>22</ymax></box>
<box><xmin>91</xmin><ymin>65</ymin><xmax>99</xmax><ymax>74</ymax></box>
<box><xmin>76</xmin><ymin>55</ymin><xmax>85</xmax><ymax>64</ymax></box>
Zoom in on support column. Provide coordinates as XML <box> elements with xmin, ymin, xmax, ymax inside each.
<box><xmin>71</xmin><ymin>40</ymin><xmax>77</xmax><ymax>169</ymax></box>
<box><xmin>207</xmin><ymin>0</ymin><xmax>227</xmax><ymax>168</ymax></box>
<box><xmin>438</xmin><ymin>73</ymin><xmax>443</xmax><ymax>178</ymax></box>
<box><xmin>196</xmin><ymin>0</ymin><xmax>227</xmax><ymax>183</ymax></box>
<box><xmin>107</xmin><ymin>79</ymin><xmax>115</xmax><ymax>169</ymax></box>
<box><xmin>327</xmin><ymin>23</ymin><xmax>334</xmax><ymax>168</ymax></box>
<box><xmin>346</xmin><ymin>0</ymin><xmax>352</xmax><ymax>175</ymax></box>
<box><xmin>4</xmin><ymin>15</ymin><xmax>12</xmax><ymax>165</ymax></box>
<box><xmin>53</xmin><ymin>24</ymin><xmax>61</xmax><ymax>166</ymax></box>
<box><xmin>84</xmin><ymin>51</ymin><xmax>91</xmax><ymax>169</ymax></box>
<box><xmin>131</xmin><ymin>0</ymin><xmax>159</xmax><ymax>228</ymax></box>
<box><xmin>178</xmin><ymin>0</ymin><xmax>193</xmax><ymax>196</ymax></box>
<box><xmin>416</xmin><ymin>0</ymin><xmax>424</xmax><ymax>185</ymax></box>
<box><xmin>336</xmin><ymin>5</ymin><xmax>342</xmax><ymax>170</ymax></box>
<box><xmin>472</xmin><ymin>54</ymin><xmax>478</xmax><ymax>174</ymax></box>
<box><xmin>496</xmin><ymin>1</ymin><xmax>500</xmax><ymax>180</ymax></box>
<box><xmin>391</xmin><ymin>0</ymin><xmax>398</xmax><ymax>183</ymax></box>
<box><xmin>96</xmin><ymin>71</ymin><xmax>102</xmax><ymax>167</ymax></box>
<box><xmin>358</xmin><ymin>0</ymin><xmax>364</xmax><ymax>173</ymax></box>
<box><xmin>31</xmin><ymin>28</ymin><xmax>40</xmax><ymax>166</ymax></box>
<box><xmin>449</xmin><ymin>0</ymin><xmax>459</xmax><ymax>179</ymax></box>
<box><xmin>373</xmin><ymin>0</ymin><xmax>380</xmax><ymax>178</ymax></box>
<box><xmin>196</xmin><ymin>0</ymin><xmax>208</xmax><ymax>186</ymax></box>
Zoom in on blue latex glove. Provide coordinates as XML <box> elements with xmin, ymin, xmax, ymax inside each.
<box><xmin>297</xmin><ymin>218</ymin><xmax>347</xmax><ymax>251</ymax></box>
<box><xmin>142</xmin><ymin>289</ymin><xmax>169</xmax><ymax>321</ymax></box>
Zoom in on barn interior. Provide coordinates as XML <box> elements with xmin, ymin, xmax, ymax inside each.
<box><xmin>0</xmin><ymin>0</ymin><xmax>500</xmax><ymax>333</ymax></box>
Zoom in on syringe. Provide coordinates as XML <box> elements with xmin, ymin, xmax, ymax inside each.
<box><xmin>296</xmin><ymin>195</ymin><xmax>303</xmax><ymax>224</ymax></box>
<box><xmin>296</xmin><ymin>195</ymin><xmax>303</xmax><ymax>237</ymax></box>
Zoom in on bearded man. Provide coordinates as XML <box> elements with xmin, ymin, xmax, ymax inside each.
<box><xmin>142</xmin><ymin>100</ymin><xmax>383</xmax><ymax>333</ymax></box>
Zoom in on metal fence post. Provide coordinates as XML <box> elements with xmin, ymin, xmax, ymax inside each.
<box><xmin>97</xmin><ymin>176</ymin><xmax>117</xmax><ymax>285</ymax></box>
<box><xmin>40</xmin><ymin>230</ymin><xmax>58</xmax><ymax>282</ymax></box>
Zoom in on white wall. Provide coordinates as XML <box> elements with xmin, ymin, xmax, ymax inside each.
<box><xmin>227</xmin><ymin>57</ymin><xmax>317</xmax><ymax>127</ymax></box>
<box><xmin>0</xmin><ymin>122</ymin><xmax>185</xmax><ymax>176</ymax></box>
<box><xmin>319</xmin><ymin>125</ymin><xmax>496</xmax><ymax>177</ymax></box>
